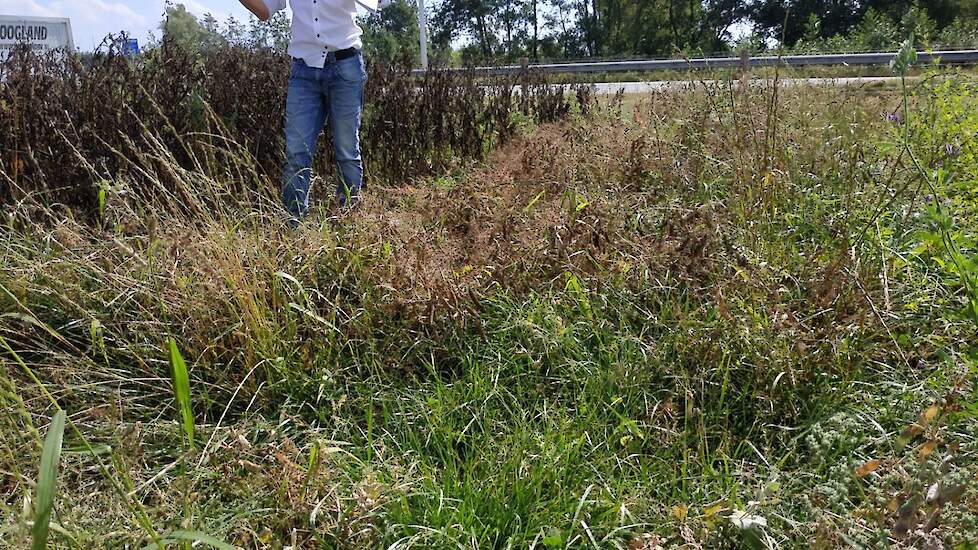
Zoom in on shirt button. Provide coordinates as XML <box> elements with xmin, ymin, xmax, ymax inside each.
<box><xmin>315</xmin><ymin>17</ymin><xmax>318</xmax><ymax>21</ymax></box>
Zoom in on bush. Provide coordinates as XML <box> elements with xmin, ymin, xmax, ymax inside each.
<box><xmin>0</xmin><ymin>37</ymin><xmax>592</xmax><ymax>219</ymax></box>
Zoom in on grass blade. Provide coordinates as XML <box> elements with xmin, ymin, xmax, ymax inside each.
<box><xmin>32</xmin><ymin>409</ymin><xmax>66</xmax><ymax>550</ymax></box>
<box><xmin>168</xmin><ymin>338</ymin><xmax>195</xmax><ymax>450</ymax></box>
<box><xmin>140</xmin><ymin>529</ymin><xmax>238</xmax><ymax>550</ymax></box>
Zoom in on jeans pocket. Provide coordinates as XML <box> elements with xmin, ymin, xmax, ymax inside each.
<box><xmin>336</xmin><ymin>54</ymin><xmax>366</xmax><ymax>83</ymax></box>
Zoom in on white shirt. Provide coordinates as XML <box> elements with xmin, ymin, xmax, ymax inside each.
<box><xmin>263</xmin><ymin>0</ymin><xmax>392</xmax><ymax>68</ymax></box>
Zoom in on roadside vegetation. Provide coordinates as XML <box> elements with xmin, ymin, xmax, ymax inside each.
<box><xmin>1</xmin><ymin>39</ymin><xmax>977</xmax><ymax>548</ymax></box>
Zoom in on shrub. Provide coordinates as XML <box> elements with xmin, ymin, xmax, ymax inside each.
<box><xmin>0</xmin><ymin>37</ymin><xmax>592</xmax><ymax>219</ymax></box>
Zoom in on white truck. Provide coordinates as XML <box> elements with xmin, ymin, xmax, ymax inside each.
<box><xmin>0</xmin><ymin>14</ymin><xmax>74</xmax><ymax>63</ymax></box>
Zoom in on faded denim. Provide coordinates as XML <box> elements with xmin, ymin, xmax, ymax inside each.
<box><xmin>282</xmin><ymin>51</ymin><xmax>366</xmax><ymax>218</ymax></box>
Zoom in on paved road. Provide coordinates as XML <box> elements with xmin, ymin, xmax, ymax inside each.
<box><xmin>586</xmin><ymin>76</ymin><xmax>904</xmax><ymax>94</ymax></box>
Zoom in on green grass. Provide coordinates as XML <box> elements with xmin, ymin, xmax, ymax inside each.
<box><xmin>168</xmin><ymin>338</ymin><xmax>196</xmax><ymax>451</ymax></box>
<box><xmin>32</xmin><ymin>410</ymin><xmax>66</xmax><ymax>550</ymax></box>
<box><xmin>1</xmin><ymin>71</ymin><xmax>977</xmax><ymax>548</ymax></box>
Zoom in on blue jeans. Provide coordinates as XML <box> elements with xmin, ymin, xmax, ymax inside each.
<box><xmin>282</xmin><ymin>52</ymin><xmax>366</xmax><ymax>218</ymax></box>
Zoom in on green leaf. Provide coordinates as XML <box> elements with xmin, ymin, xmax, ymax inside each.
<box><xmin>524</xmin><ymin>190</ymin><xmax>546</xmax><ymax>212</ymax></box>
<box><xmin>890</xmin><ymin>36</ymin><xmax>917</xmax><ymax>75</ymax></box>
<box><xmin>303</xmin><ymin>439</ymin><xmax>321</xmax><ymax>497</ymax></box>
<box><xmin>168</xmin><ymin>338</ymin><xmax>195</xmax><ymax>450</ymax></box>
<box><xmin>32</xmin><ymin>410</ymin><xmax>67</xmax><ymax>550</ymax></box>
<box><xmin>564</xmin><ymin>272</ymin><xmax>591</xmax><ymax>315</ymax></box>
<box><xmin>140</xmin><ymin>529</ymin><xmax>238</xmax><ymax>550</ymax></box>
<box><xmin>63</xmin><ymin>444</ymin><xmax>112</xmax><ymax>456</ymax></box>
<box><xmin>97</xmin><ymin>188</ymin><xmax>106</xmax><ymax>218</ymax></box>
<box><xmin>541</xmin><ymin>527</ymin><xmax>565</xmax><ymax>548</ymax></box>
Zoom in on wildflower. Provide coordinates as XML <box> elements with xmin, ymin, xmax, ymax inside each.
<box><xmin>944</xmin><ymin>142</ymin><xmax>962</xmax><ymax>157</ymax></box>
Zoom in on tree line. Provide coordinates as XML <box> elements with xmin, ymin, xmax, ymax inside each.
<box><xmin>160</xmin><ymin>0</ymin><xmax>978</xmax><ymax>66</ymax></box>
<box><xmin>422</xmin><ymin>0</ymin><xmax>978</xmax><ymax>63</ymax></box>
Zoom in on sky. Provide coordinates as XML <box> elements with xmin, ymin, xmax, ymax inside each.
<box><xmin>0</xmin><ymin>0</ymin><xmax>261</xmax><ymax>50</ymax></box>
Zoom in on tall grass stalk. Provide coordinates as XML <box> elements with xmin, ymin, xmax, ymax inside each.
<box><xmin>168</xmin><ymin>337</ymin><xmax>195</xmax><ymax>450</ymax></box>
<box><xmin>31</xmin><ymin>409</ymin><xmax>65</xmax><ymax>550</ymax></box>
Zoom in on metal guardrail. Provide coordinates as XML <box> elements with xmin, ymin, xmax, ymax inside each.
<box><xmin>413</xmin><ymin>49</ymin><xmax>978</xmax><ymax>76</ymax></box>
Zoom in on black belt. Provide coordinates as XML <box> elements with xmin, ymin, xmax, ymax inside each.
<box><xmin>293</xmin><ymin>48</ymin><xmax>358</xmax><ymax>65</ymax></box>
<box><xmin>333</xmin><ymin>47</ymin><xmax>358</xmax><ymax>61</ymax></box>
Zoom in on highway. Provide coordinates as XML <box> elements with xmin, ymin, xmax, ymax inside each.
<box><xmin>417</xmin><ymin>49</ymin><xmax>978</xmax><ymax>77</ymax></box>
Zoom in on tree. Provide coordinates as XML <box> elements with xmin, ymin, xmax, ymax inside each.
<box><xmin>701</xmin><ymin>0</ymin><xmax>749</xmax><ymax>50</ymax></box>
<box><xmin>850</xmin><ymin>8</ymin><xmax>898</xmax><ymax>51</ymax></box>
<box><xmin>543</xmin><ymin>0</ymin><xmax>597</xmax><ymax>58</ymax></box>
<box><xmin>939</xmin><ymin>17</ymin><xmax>978</xmax><ymax>48</ymax></box>
<box><xmin>431</xmin><ymin>0</ymin><xmax>502</xmax><ymax>61</ymax></box>
<box><xmin>161</xmin><ymin>3</ymin><xmax>212</xmax><ymax>51</ymax></box>
<box><xmin>268</xmin><ymin>12</ymin><xmax>292</xmax><ymax>53</ymax></box>
<box><xmin>425</xmin><ymin>0</ymin><xmax>977</xmax><ymax>63</ymax></box>
<box><xmin>900</xmin><ymin>5</ymin><xmax>938</xmax><ymax>44</ymax></box>
<box><xmin>746</xmin><ymin>0</ymin><xmax>863</xmax><ymax>47</ymax></box>
<box><xmin>247</xmin><ymin>15</ymin><xmax>271</xmax><ymax>49</ymax></box>
<box><xmin>862</xmin><ymin>0</ymin><xmax>973</xmax><ymax>30</ymax></box>
<box><xmin>584</xmin><ymin>0</ymin><xmax>717</xmax><ymax>57</ymax></box>
<box><xmin>746</xmin><ymin>0</ymin><xmax>978</xmax><ymax>48</ymax></box>
<box><xmin>361</xmin><ymin>0</ymin><xmax>421</xmax><ymax>66</ymax></box>
<box><xmin>224</xmin><ymin>16</ymin><xmax>247</xmax><ymax>45</ymax></box>
<box><xmin>201</xmin><ymin>13</ymin><xmax>229</xmax><ymax>50</ymax></box>
<box><xmin>530</xmin><ymin>0</ymin><xmax>540</xmax><ymax>59</ymax></box>
<box><xmin>497</xmin><ymin>0</ymin><xmax>527</xmax><ymax>59</ymax></box>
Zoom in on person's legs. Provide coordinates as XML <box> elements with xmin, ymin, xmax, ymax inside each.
<box><xmin>283</xmin><ymin>59</ymin><xmax>327</xmax><ymax>219</ymax></box>
<box><xmin>326</xmin><ymin>52</ymin><xmax>366</xmax><ymax>207</ymax></box>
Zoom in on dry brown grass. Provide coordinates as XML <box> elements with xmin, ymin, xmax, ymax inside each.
<box><xmin>4</xmin><ymin>75</ymin><xmax>974</xmax><ymax>548</ymax></box>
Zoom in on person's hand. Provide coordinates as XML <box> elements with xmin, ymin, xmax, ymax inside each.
<box><xmin>239</xmin><ymin>0</ymin><xmax>274</xmax><ymax>20</ymax></box>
